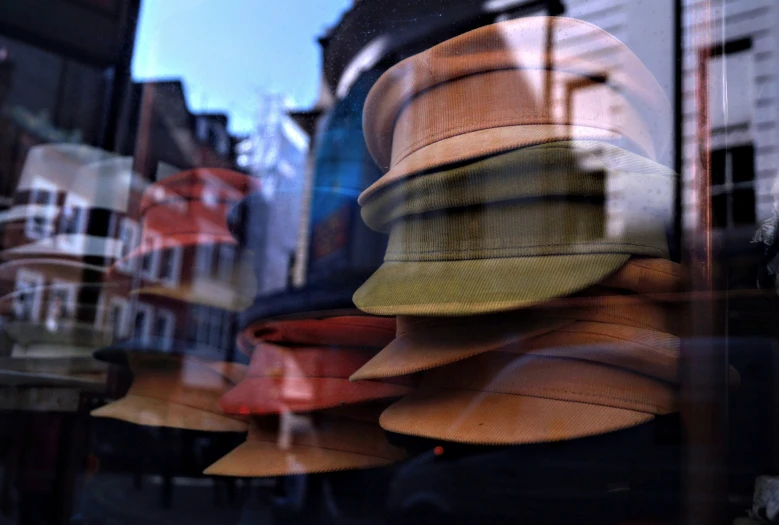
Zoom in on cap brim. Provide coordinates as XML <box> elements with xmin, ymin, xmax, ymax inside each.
<box><xmin>218</xmin><ymin>377</ymin><xmax>413</xmax><ymax>415</ymax></box>
<box><xmin>90</xmin><ymin>394</ymin><xmax>248</xmax><ymax>432</ymax></box>
<box><xmin>359</xmin><ymin>124</ymin><xmax>624</xmax><ymax>204</ymax></box>
<box><xmin>353</xmin><ymin>253</ymin><xmax>631</xmax><ymax>316</ymax></box>
<box><xmin>350</xmin><ymin>317</ymin><xmax>573</xmax><ymax>381</ymax></box>
<box><xmin>203</xmin><ymin>439</ymin><xmax>398</xmax><ymax>477</ymax></box>
<box><xmin>380</xmin><ymin>387</ymin><xmax>655</xmax><ymax>445</ymax></box>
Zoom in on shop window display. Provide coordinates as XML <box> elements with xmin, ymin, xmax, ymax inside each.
<box><xmin>0</xmin><ymin>2</ymin><xmax>776</xmax><ymax>525</ymax></box>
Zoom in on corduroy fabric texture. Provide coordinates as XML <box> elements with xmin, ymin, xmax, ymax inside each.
<box><xmin>388</xmin><ymin>68</ymin><xmax>650</xmax><ymax>172</ymax></box>
<box><xmin>379</xmin><ymin>352</ymin><xmax>676</xmax><ymax>445</ymax></box>
<box><xmin>360</xmin><ymin>140</ymin><xmax>674</xmax><ymax>230</ymax></box>
<box><xmin>361</xmin><ymin>16</ymin><xmax>670</xmax><ymax>197</ymax></box>
<box><xmin>220</xmin><ymin>316</ymin><xmax>414</xmax><ymax>415</ymax></box>
<box><xmin>381</xmin><ymin>200</ymin><xmax>667</xmax><ymax>261</ymax></box>
<box><xmin>350</xmin><ymin>258</ymin><xmax>681</xmax><ymax>381</ymax></box>
<box><xmin>204</xmin><ymin>403</ymin><xmax>406</xmax><ymax>476</ymax></box>
<box><xmin>90</xmin><ymin>355</ymin><xmax>248</xmax><ymax>432</ymax></box>
<box><xmin>354</xmin><ymin>140</ymin><xmax>674</xmax><ymax>316</ymax></box>
<box><xmin>354</xmin><ymin>213</ymin><xmax>668</xmax><ymax>316</ymax></box>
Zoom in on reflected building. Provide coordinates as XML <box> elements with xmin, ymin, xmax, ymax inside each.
<box><xmin>680</xmin><ymin>0</ymin><xmax>777</xmax><ymax>287</ymax></box>
<box><xmin>98</xmin><ymin>168</ymin><xmax>258</xmax><ymax>363</ymax></box>
<box><xmin>236</xmin><ymin>95</ymin><xmax>309</xmax><ymax>296</ymax></box>
<box><xmin>114</xmin><ymin>80</ymin><xmax>243</xmax><ymax>179</ymax></box>
<box><xmin>0</xmin><ymin>145</ymin><xmax>150</xmax><ymax>389</ymax></box>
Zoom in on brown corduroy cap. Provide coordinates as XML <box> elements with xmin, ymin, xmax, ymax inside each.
<box><xmin>90</xmin><ymin>355</ymin><xmax>248</xmax><ymax>432</ymax></box>
<box><xmin>204</xmin><ymin>403</ymin><xmax>406</xmax><ymax>477</ymax></box>
<box><xmin>379</xmin><ymin>352</ymin><xmax>677</xmax><ymax>445</ymax></box>
<box><xmin>360</xmin><ymin>16</ymin><xmax>670</xmax><ymax>202</ymax></box>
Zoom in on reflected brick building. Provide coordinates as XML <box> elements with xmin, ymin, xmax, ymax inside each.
<box><xmin>114</xmin><ymin>80</ymin><xmax>243</xmax><ymax>180</ymax></box>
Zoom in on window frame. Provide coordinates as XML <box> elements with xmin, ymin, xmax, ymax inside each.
<box><xmin>709</xmin><ymin>143</ymin><xmax>756</xmax><ymax>230</ymax></box>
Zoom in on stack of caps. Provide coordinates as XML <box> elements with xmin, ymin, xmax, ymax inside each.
<box><xmin>0</xmin><ymin>145</ymin><xmax>147</xmax><ymax>388</ymax></box>
<box><xmin>91</xmin><ymin>168</ymin><xmax>259</xmax><ymax>431</ymax></box>
<box><xmin>348</xmin><ymin>17</ymin><xmax>710</xmax><ymax>447</ymax></box>
<box><xmin>203</xmin><ymin>308</ymin><xmax>413</xmax><ymax>476</ymax></box>
<box><xmin>206</xmin><ymin>80</ymin><xmax>414</xmax><ymax>475</ymax></box>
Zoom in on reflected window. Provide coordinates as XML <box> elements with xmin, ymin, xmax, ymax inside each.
<box><xmin>217</xmin><ymin>244</ymin><xmax>235</xmax><ymax>282</ymax></box>
<box><xmin>159</xmin><ymin>243</ymin><xmax>182</xmax><ymax>287</ymax></box>
<box><xmin>153</xmin><ymin>309</ymin><xmax>175</xmax><ymax>351</ymax></box>
<box><xmin>196</xmin><ymin>307</ymin><xmax>210</xmax><ymax>345</ymax></box>
<box><xmin>140</xmin><ymin>233</ymin><xmax>161</xmax><ymax>280</ymax></box>
<box><xmin>108</xmin><ymin>296</ymin><xmax>129</xmax><ymax>338</ymax></box>
<box><xmin>116</xmin><ymin>218</ymin><xmax>140</xmax><ymax>274</ymax></box>
<box><xmin>59</xmin><ymin>192</ymin><xmax>89</xmax><ymax>235</ymax></box>
<box><xmin>710</xmin><ymin>145</ymin><xmax>755</xmax><ymax>229</ymax></box>
<box><xmin>46</xmin><ymin>280</ymin><xmax>76</xmax><ymax>329</ymax></box>
<box><xmin>132</xmin><ymin>303</ymin><xmax>153</xmax><ymax>343</ymax></box>
<box><xmin>25</xmin><ymin>215</ymin><xmax>56</xmax><ymax>241</ymax></box>
<box><xmin>219</xmin><ymin>311</ymin><xmax>232</xmax><ymax>349</ymax></box>
<box><xmin>187</xmin><ymin>305</ymin><xmax>202</xmax><ymax>344</ymax></box>
<box><xmin>13</xmin><ymin>269</ymin><xmax>44</xmax><ymax>322</ymax></box>
<box><xmin>59</xmin><ymin>206</ymin><xmax>81</xmax><ymax>235</ymax></box>
<box><xmin>57</xmin><ymin>194</ymin><xmax>89</xmax><ymax>253</ymax></box>
<box><xmin>25</xmin><ymin>177</ymin><xmax>59</xmax><ymax>240</ymax></box>
<box><xmin>708</xmin><ymin>39</ymin><xmax>753</xmax><ymax>130</ymax></box>
<box><xmin>196</xmin><ymin>243</ymin><xmax>215</xmax><ymax>277</ymax></box>
<box><xmin>209</xmin><ymin>313</ymin><xmax>222</xmax><ymax>348</ymax></box>
<box><xmin>202</xmin><ymin>186</ymin><xmax>219</xmax><ymax>208</ymax></box>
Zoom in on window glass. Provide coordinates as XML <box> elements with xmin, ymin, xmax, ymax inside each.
<box><xmin>1</xmin><ymin>3</ymin><xmax>778</xmax><ymax>525</ymax></box>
